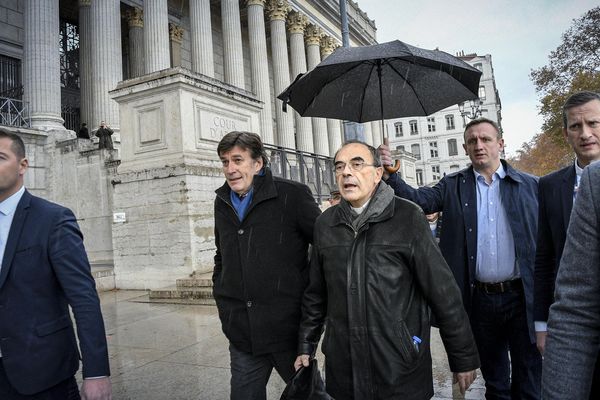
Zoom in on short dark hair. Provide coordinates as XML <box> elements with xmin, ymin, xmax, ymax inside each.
<box><xmin>464</xmin><ymin>117</ymin><xmax>501</xmax><ymax>139</ymax></box>
<box><xmin>562</xmin><ymin>91</ymin><xmax>600</xmax><ymax>128</ymax></box>
<box><xmin>0</xmin><ymin>128</ymin><xmax>26</xmax><ymax>159</ymax></box>
<box><xmin>217</xmin><ymin>131</ymin><xmax>268</xmax><ymax>166</ymax></box>
<box><xmin>334</xmin><ymin>140</ymin><xmax>382</xmax><ymax>167</ymax></box>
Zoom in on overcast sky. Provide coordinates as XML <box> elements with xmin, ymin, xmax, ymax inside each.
<box><xmin>355</xmin><ymin>0</ymin><xmax>597</xmax><ymax>156</ymax></box>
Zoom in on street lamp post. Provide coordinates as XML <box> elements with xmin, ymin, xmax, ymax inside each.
<box><xmin>459</xmin><ymin>99</ymin><xmax>486</xmax><ymax>125</ymax></box>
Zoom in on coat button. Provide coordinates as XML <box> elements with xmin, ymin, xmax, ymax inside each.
<box><xmin>464</xmin><ymin>203</ymin><xmax>468</xmax><ymax>207</ymax></box>
<box><xmin>470</xmin><ymin>256</ymin><xmax>474</xmax><ymax>260</ymax></box>
<box><xmin>246</xmin><ymin>301</ymin><xmax>252</xmax><ymax>308</ymax></box>
<box><xmin>238</xmin><ymin>229</ymin><xmax>244</xmax><ymax>235</ymax></box>
<box><xmin>468</xmin><ymin>228</ymin><xmax>473</xmax><ymax>232</ymax></box>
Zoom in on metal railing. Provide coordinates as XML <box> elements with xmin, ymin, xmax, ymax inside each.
<box><xmin>264</xmin><ymin>143</ymin><xmax>336</xmax><ymax>203</ymax></box>
<box><xmin>0</xmin><ymin>97</ymin><xmax>30</xmax><ymax>128</ymax></box>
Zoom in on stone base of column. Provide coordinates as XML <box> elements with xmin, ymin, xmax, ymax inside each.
<box><xmin>29</xmin><ymin>114</ymin><xmax>67</xmax><ymax>131</ymax></box>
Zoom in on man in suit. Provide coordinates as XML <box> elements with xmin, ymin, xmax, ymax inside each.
<box><xmin>534</xmin><ymin>91</ymin><xmax>600</xmax><ymax>356</ymax></box>
<box><xmin>378</xmin><ymin>118</ymin><xmax>541</xmax><ymax>399</ymax></box>
<box><xmin>542</xmin><ymin>161</ymin><xmax>600</xmax><ymax>398</ymax></box>
<box><xmin>0</xmin><ymin>129</ymin><xmax>111</xmax><ymax>399</ymax></box>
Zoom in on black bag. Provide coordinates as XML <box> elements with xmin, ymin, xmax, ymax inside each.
<box><xmin>280</xmin><ymin>358</ymin><xmax>329</xmax><ymax>400</ymax></box>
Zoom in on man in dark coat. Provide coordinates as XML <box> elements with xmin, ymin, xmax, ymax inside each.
<box><xmin>95</xmin><ymin>121</ymin><xmax>113</xmax><ymax>150</ymax></box>
<box><xmin>213</xmin><ymin>131</ymin><xmax>322</xmax><ymax>400</ymax></box>
<box><xmin>296</xmin><ymin>141</ymin><xmax>479</xmax><ymax>400</ymax></box>
<box><xmin>379</xmin><ymin>118</ymin><xmax>541</xmax><ymax>399</ymax></box>
<box><xmin>77</xmin><ymin>123</ymin><xmax>90</xmax><ymax>139</ymax></box>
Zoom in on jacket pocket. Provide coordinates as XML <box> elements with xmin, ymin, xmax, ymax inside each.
<box><xmin>394</xmin><ymin>320</ymin><xmax>419</xmax><ymax>365</ymax></box>
<box><xmin>35</xmin><ymin>315</ymin><xmax>72</xmax><ymax>336</ymax></box>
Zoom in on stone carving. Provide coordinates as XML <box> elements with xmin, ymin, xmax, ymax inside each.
<box><xmin>320</xmin><ymin>35</ymin><xmax>340</xmax><ymax>57</ymax></box>
<box><xmin>266</xmin><ymin>0</ymin><xmax>290</xmax><ymax>21</ymax></box>
<box><xmin>245</xmin><ymin>0</ymin><xmax>266</xmax><ymax>6</ymax></box>
<box><xmin>169</xmin><ymin>23</ymin><xmax>184</xmax><ymax>43</ymax></box>
<box><xmin>126</xmin><ymin>7</ymin><xmax>143</xmax><ymax>28</ymax></box>
<box><xmin>287</xmin><ymin>11</ymin><xmax>308</xmax><ymax>34</ymax></box>
<box><xmin>305</xmin><ymin>24</ymin><xmax>324</xmax><ymax>46</ymax></box>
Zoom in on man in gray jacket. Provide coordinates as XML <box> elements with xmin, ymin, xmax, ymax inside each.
<box><xmin>543</xmin><ymin>161</ymin><xmax>600</xmax><ymax>398</ymax></box>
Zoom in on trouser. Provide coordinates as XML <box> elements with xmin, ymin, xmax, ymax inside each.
<box><xmin>0</xmin><ymin>358</ymin><xmax>80</xmax><ymax>400</ymax></box>
<box><xmin>229</xmin><ymin>343</ymin><xmax>297</xmax><ymax>400</ymax></box>
<box><xmin>471</xmin><ymin>285</ymin><xmax>542</xmax><ymax>400</ymax></box>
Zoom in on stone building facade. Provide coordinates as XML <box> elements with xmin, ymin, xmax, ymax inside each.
<box><xmin>387</xmin><ymin>53</ymin><xmax>502</xmax><ymax>186</ymax></box>
<box><xmin>0</xmin><ymin>0</ymin><xmax>384</xmax><ymax>289</ymax></box>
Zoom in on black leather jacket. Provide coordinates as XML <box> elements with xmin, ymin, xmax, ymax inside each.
<box><xmin>298</xmin><ymin>184</ymin><xmax>479</xmax><ymax>400</ymax></box>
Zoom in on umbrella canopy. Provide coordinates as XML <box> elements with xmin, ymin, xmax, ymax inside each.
<box><xmin>278</xmin><ymin>40</ymin><xmax>482</xmax><ymax>123</ymax></box>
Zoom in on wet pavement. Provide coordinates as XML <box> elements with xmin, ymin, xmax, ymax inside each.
<box><xmin>88</xmin><ymin>290</ymin><xmax>485</xmax><ymax>399</ymax></box>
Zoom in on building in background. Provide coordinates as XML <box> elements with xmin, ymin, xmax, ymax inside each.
<box><xmin>386</xmin><ymin>52</ymin><xmax>502</xmax><ymax>186</ymax></box>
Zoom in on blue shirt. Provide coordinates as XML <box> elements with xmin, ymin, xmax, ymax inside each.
<box><xmin>474</xmin><ymin>165</ymin><xmax>517</xmax><ymax>283</ymax></box>
<box><xmin>0</xmin><ymin>185</ymin><xmax>25</xmax><ymax>269</ymax></box>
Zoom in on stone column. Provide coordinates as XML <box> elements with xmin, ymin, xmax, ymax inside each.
<box><xmin>266</xmin><ymin>0</ymin><xmax>294</xmax><ymax>149</ymax></box>
<box><xmin>169</xmin><ymin>23</ymin><xmax>184</xmax><ymax>67</ymax></box>
<box><xmin>126</xmin><ymin>7</ymin><xmax>144</xmax><ymax>78</ymax></box>
<box><xmin>190</xmin><ymin>0</ymin><xmax>214</xmax><ymax>77</ymax></box>
<box><xmin>24</xmin><ymin>0</ymin><xmax>63</xmax><ymax>129</ymax></box>
<box><xmin>221</xmin><ymin>0</ymin><xmax>245</xmax><ymax>88</ymax></box>
<box><xmin>246</xmin><ymin>0</ymin><xmax>274</xmax><ymax>144</ymax></box>
<box><xmin>321</xmin><ymin>36</ymin><xmax>342</xmax><ymax>155</ymax></box>
<box><xmin>305</xmin><ymin>24</ymin><xmax>329</xmax><ymax>155</ymax></box>
<box><xmin>78</xmin><ymin>0</ymin><xmax>92</xmax><ymax>128</ymax></box>
<box><xmin>144</xmin><ymin>0</ymin><xmax>170</xmax><ymax>73</ymax></box>
<box><xmin>363</xmin><ymin>122</ymin><xmax>374</xmax><ymax>146</ymax></box>
<box><xmin>90</xmin><ymin>0</ymin><xmax>122</xmax><ymax>130</ymax></box>
<box><xmin>287</xmin><ymin>11</ymin><xmax>313</xmax><ymax>153</ymax></box>
<box><xmin>371</xmin><ymin>120</ymin><xmax>383</xmax><ymax>147</ymax></box>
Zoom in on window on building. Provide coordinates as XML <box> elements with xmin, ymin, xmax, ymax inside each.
<box><xmin>479</xmin><ymin>86</ymin><xmax>486</xmax><ymax>100</ymax></box>
<box><xmin>394</xmin><ymin>122</ymin><xmax>403</xmax><ymax>137</ymax></box>
<box><xmin>429</xmin><ymin>141</ymin><xmax>438</xmax><ymax>158</ymax></box>
<box><xmin>411</xmin><ymin>143</ymin><xmax>421</xmax><ymax>160</ymax></box>
<box><xmin>447</xmin><ymin>138</ymin><xmax>458</xmax><ymax>156</ymax></box>
<box><xmin>432</xmin><ymin>165</ymin><xmax>441</xmax><ymax>181</ymax></box>
<box><xmin>445</xmin><ymin>114</ymin><xmax>455</xmax><ymax>130</ymax></box>
<box><xmin>0</xmin><ymin>55</ymin><xmax>22</xmax><ymax>99</ymax></box>
<box><xmin>416</xmin><ymin>169</ymin><xmax>423</xmax><ymax>186</ymax></box>
<box><xmin>473</xmin><ymin>63</ymin><xmax>483</xmax><ymax>71</ymax></box>
<box><xmin>396</xmin><ymin>145</ymin><xmax>405</xmax><ymax>152</ymax></box>
<box><xmin>409</xmin><ymin>120</ymin><xmax>418</xmax><ymax>135</ymax></box>
<box><xmin>427</xmin><ymin>117</ymin><xmax>436</xmax><ymax>132</ymax></box>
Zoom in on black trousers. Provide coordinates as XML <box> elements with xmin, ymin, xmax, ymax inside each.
<box><xmin>0</xmin><ymin>359</ymin><xmax>80</xmax><ymax>400</ymax></box>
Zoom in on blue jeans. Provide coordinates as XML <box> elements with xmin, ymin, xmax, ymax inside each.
<box><xmin>471</xmin><ymin>287</ymin><xmax>542</xmax><ymax>400</ymax></box>
<box><xmin>229</xmin><ymin>343</ymin><xmax>297</xmax><ymax>400</ymax></box>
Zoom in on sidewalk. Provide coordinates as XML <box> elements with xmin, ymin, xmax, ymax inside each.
<box><xmin>92</xmin><ymin>290</ymin><xmax>485</xmax><ymax>399</ymax></box>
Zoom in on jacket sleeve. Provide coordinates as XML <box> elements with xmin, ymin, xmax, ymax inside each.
<box><xmin>49</xmin><ymin>208</ymin><xmax>110</xmax><ymax>378</ymax></box>
<box><xmin>384</xmin><ymin>172</ymin><xmax>444</xmax><ymax>214</ymax></box>
<box><xmin>297</xmin><ymin>228</ymin><xmax>327</xmax><ymax>356</ymax></box>
<box><xmin>408</xmin><ymin>207</ymin><xmax>480</xmax><ymax>373</ymax></box>
<box><xmin>543</xmin><ymin>166</ymin><xmax>600</xmax><ymax>399</ymax></box>
<box><xmin>295</xmin><ymin>184</ymin><xmax>321</xmax><ymax>244</ymax></box>
<box><xmin>533</xmin><ymin>177</ymin><xmax>556</xmax><ymax>323</ymax></box>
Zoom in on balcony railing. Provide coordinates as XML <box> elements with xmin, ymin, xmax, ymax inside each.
<box><xmin>264</xmin><ymin>143</ymin><xmax>335</xmax><ymax>203</ymax></box>
<box><xmin>0</xmin><ymin>97</ymin><xmax>30</xmax><ymax>128</ymax></box>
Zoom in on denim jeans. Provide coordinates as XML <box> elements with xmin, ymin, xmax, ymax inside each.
<box><xmin>229</xmin><ymin>343</ymin><xmax>297</xmax><ymax>400</ymax></box>
<box><xmin>471</xmin><ymin>287</ymin><xmax>542</xmax><ymax>400</ymax></box>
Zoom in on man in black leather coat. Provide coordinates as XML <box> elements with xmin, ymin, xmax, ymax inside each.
<box><xmin>295</xmin><ymin>141</ymin><xmax>479</xmax><ymax>400</ymax></box>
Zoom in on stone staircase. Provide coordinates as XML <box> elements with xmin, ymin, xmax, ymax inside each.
<box><xmin>148</xmin><ymin>272</ymin><xmax>215</xmax><ymax>305</ymax></box>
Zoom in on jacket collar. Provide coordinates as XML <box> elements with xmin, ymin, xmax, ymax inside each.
<box><xmin>0</xmin><ymin>190</ymin><xmax>31</xmax><ymax>290</ymax></box>
<box><xmin>457</xmin><ymin>160</ymin><xmax>523</xmax><ymax>184</ymax></box>
<box><xmin>331</xmin><ymin>182</ymin><xmax>395</xmax><ymax>229</ymax></box>
<box><xmin>215</xmin><ymin>168</ymin><xmax>278</xmax><ymax>209</ymax></box>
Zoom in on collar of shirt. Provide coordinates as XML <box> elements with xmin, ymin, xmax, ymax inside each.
<box><xmin>351</xmin><ymin>198</ymin><xmax>371</xmax><ymax>215</ymax></box>
<box><xmin>473</xmin><ymin>162</ymin><xmax>506</xmax><ymax>184</ymax></box>
<box><xmin>575</xmin><ymin>159</ymin><xmax>584</xmax><ymax>188</ymax></box>
<box><xmin>0</xmin><ymin>185</ymin><xmax>25</xmax><ymax>217</ymax></box>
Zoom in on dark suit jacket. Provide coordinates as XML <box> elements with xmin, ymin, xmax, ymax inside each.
<box><xmin>0</xmin><ymin>190</ymin><xmax>110</xmax><ymax>395</ymax></box>
<box><xmin>533</xmin><ymin>164</ymin><xmax>575</xmax><ymax>322</ymax></box>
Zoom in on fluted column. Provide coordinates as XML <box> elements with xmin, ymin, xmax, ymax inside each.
<box><xmin>190</xmin><ymin>0</ymin><xmax>214</xmax><ymax>77</ymax></box>
<box><xmin>371</xmin><ymin>121</ymin><xmax>383</xmax><ymax>147</ymax></box>
<box><xmin>144</xmin><ymin>0</ymin><xmax>170</xmax><ymax>73</ymax></box>
<box><xmin>90</xmin><ymin>0</ymin><xmax>122</xmax><ymax>129</ymax></box>
<box><xmin>246</xmin><ymin>0</ymin><xmax>274</xmax><ymax>144</ymax></box>
<box><xmin>288</xmin><ymin>11</ymin><xmax>313</xmax><ymax>153</ymax></box>
<box><xmin>78</xmin><ymin>0</ymin><xmax>92</xmax><ymax>127</ymax></box>
<box><xmin>126</xmin><ymin>7</ymin><xmax>144</xmax><ymax>78</ymax></box>
<box><xmin>267</xmin><ymin>0</ymin><xmax>294</xmax><ymax>148</ymax></box>
<box><xmin>221</xmin><ymin>0</ymin><xmax>245</xmax><ymax>88</ymax></box>
<box><xmin>169</xmin><ymin>23</ymin><xmax>184</xmax><ymax>67</ymax></box>
<box><xmin>24</xmin><ymin>0</ymin><xmax>63</xmax><ymax>129</ymax></box>
<box><xmin>305</xmin><ymin>24</ymin><xmax>329</xmax><ymax>155</ymax></box>
<box><xmin>363</xmin><ymin>122</ymin><xmax>374</xmax><ymax>146</ymax></box>
<box><xmin>321</xmin><ymin>36</ymin><xmax>342</xmax><ymax>154</ymax></box>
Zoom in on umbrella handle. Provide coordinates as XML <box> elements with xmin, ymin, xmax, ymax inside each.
<box><xmin>385</xmin><ymin>160</ymin><xmax>401</xmax><ymax>174</ymax></box>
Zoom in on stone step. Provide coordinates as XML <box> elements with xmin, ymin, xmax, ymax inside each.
<box><xmin>128</xmin><ymin>293</ymin><xmax>216</xmax><ymax>306</ymax></box>
<box><xmin>91</xmin><ymin>265</ymin><xmax>115</xmax><ymax>292</ymax></box>
<box><xmin>149</xmin><ymin>286</ymin><xmax>216</xmax><ymax>306</ymax></box>
<box><xmin>176</xmin><ymin>277</ymin><xmax>213</xmax><ymax>288</ymax></box>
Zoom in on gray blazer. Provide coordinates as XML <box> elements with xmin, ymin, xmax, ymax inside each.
<box><xmin>543</xmin><ymin>162</ymin><xmax>600</xmax><ymax>399</ymax></box>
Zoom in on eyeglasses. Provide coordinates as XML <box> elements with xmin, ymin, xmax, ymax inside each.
<box><xmin>334</xmin><ymin>160</ymin><xmax>377</xmax><ymax>175</ymax></box>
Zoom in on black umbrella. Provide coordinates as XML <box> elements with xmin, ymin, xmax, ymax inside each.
<box><xmin>278</xmin><ymin>40</ymin><xmax>482</xmax><ymax>171</ymax></box>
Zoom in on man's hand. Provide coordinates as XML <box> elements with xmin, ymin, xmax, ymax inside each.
<box><xmin>377</xmin><ymin>137</ymin><xmax>393</xmax><ymax>179</ymax></box>
<box><xmin>453</xmin><ymin>370</ymin><xmax>476</xmax><ymax>395</ymax></box>
<box><xmin>536</xmin><ymin>331</ymin><xmax>547</xmax><ymax>355</ymax></box>
<box><xmin>81</xmin><ymin>377</ymin><xmax>112</xmax><ymax>400</ymax></box>
<box><xmin>294</xmin><ymin>354</ymin><xmax>310</xmax><ymax>371</ymax></box>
